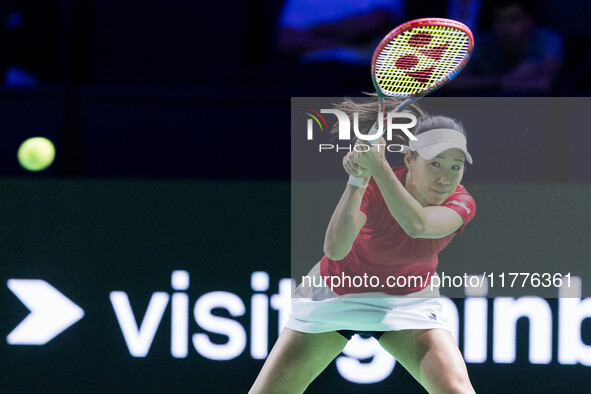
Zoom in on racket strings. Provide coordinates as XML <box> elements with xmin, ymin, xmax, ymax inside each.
<box><xmin>374</xmin><ymin>25</ymin><xmax>471</xmax><ymax>96</ymax></box>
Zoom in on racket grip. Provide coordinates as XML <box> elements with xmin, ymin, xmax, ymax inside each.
<box><xmin>348</xmin><ymin>175</ymin><xmax>367</xmax><ymax>188</ymax></box>
<box><xmin>366</xmin><ymin>123</ymin><xmax>381</xmax><ymax>146</ymax></box>
<box><xmin>364</xmin><ymin>97</ymin><xmax>416</xmax><ymax>145</ymax></box>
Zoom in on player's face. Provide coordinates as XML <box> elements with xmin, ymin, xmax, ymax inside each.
<box><xmin>406</xmin><ymin>149</ymin><xmax>465</xmax><ymax>206</ymax></box>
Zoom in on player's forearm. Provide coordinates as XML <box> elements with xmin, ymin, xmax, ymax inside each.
<box><xmin>371</xmin><ymin>162</ymin><xmax>427</xmax><ymax>238</ymax></box>
<box><xmin>323</xmin><ymin>184</ymin><xmax>366</xmax><ymax>260</ymax></box>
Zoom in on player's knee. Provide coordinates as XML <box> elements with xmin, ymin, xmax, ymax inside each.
<box><xmin>250</xmin><ymin>365</ymin><xmax>311</xmax><ymax>394</ymax></box>
<box><xmin>432</xmin><ymin>373</ymin><xmax>474</xmax><ymax>394</ymax></box>
<box><xmin>250</xmin><ymin>376</ymin><xmax>305</xmax><ymax>394</ymax></box>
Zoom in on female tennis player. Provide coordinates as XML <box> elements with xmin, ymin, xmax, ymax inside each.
<box><xmin>250</xmin><ymin>99</ymin><xmax>476</xmax><ymax>393</ymax></box>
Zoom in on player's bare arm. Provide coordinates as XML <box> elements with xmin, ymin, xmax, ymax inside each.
<box><xmin>323</xmin><ymin>152</ymin><xmax>369</xmax><ymax>261</ymax></box>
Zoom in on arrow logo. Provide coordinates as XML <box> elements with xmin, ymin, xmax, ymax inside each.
<box><xmin>7</xmin><ymin>279</ymin><xmax>85</xmax><ymax>345</ymax></box>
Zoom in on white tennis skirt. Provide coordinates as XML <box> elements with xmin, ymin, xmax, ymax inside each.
<box><xmin>285</xmin><ymin>262</ymin><xmax>451</xmax><ymax>334</ymax></box>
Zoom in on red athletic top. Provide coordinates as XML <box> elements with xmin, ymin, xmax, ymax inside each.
<box><xmin>320</xmin><ymin>166</ymin><xmax>476</xmax><ymax>295</ymax></box>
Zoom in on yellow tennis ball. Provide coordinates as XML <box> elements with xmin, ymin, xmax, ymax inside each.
<box><xmin>17</xmin><ymin>137</ymin><xmax>56</xmax><ymax>171</ymax></box>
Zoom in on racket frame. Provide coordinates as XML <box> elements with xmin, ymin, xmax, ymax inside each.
<box><xmin>370</xmin><ymin>18</ymin><xmax>474</xmax><ymax>116</ymax></box>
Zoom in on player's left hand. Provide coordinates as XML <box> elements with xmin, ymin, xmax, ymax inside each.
<box><xmin>343</xmin><ymin>151</ymin><xmax>371</xmax><ymax>178</ymax></box>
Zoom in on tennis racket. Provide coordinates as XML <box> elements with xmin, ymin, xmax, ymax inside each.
<box><xmin>365</xmin><ymin>18</ymin><xmax>474</xmax><ymax>143</ymax></box>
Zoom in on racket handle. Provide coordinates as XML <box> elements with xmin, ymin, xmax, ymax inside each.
<box><xmin>366</xmin><ymin>97</ymin><xmax>416</xmax><ymax>145</ymax></box>
<box><xmin>366</xmin><ymin>123</ymin><xmax>381</xmax><ymax>146</ymax></box>
<box><xmin>394</xmin><ymin>98</ymin><xmax>418</xmax><ymax>113</ymax></box>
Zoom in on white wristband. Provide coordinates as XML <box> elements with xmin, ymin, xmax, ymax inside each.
<box><xmin>348</xmin><ymin>175</ymin><xmax>367</xmax><ymax>188</ymax></box>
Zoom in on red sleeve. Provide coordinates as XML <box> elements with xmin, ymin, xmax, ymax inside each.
<box><xmin>442</xmin><ymin>184</ymin><xmax>476</xmax><ymax>234</ymax></box>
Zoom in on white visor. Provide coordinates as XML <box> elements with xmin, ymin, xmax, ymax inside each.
<box><xmin>407</xmin><ymin>128</ymin><xmax>473</xmax><ymax>164</ymax></box>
